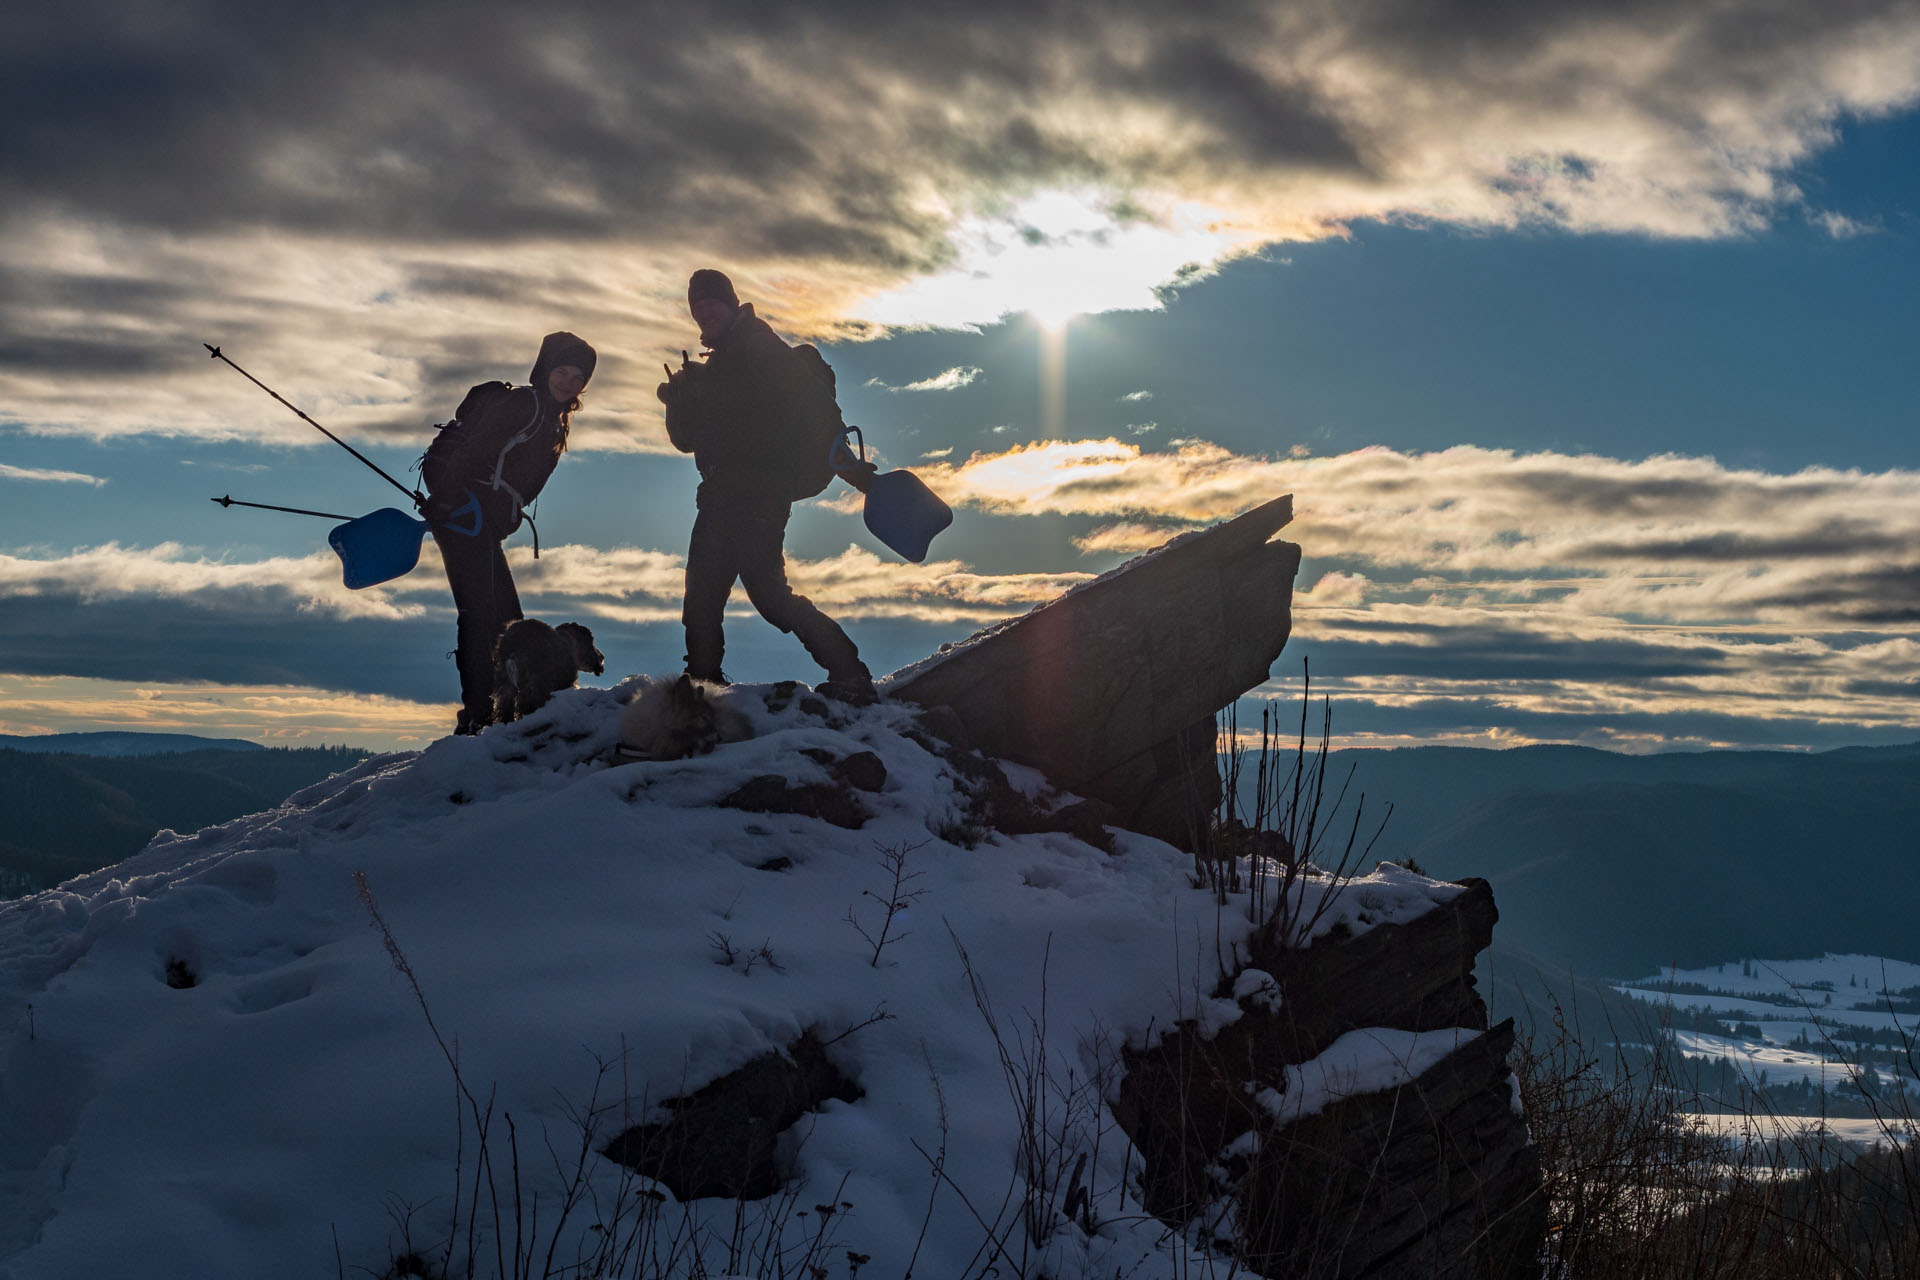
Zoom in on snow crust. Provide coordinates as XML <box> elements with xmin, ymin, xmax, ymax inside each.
<box><xmin>1251</xmin><ymin>1027</ymin><xmax>1485</xmax><ymax>1125</ymax></box>
<box><xmin>0</xmin><ymin>677</ymin><xmax>1463</xmax><ymax>1278</ymax></box>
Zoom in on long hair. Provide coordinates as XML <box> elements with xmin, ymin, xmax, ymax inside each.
<box><xmin>547</xmin><ymin>390</ymin><xmax>584</xmax><ymax>457</ymax></box>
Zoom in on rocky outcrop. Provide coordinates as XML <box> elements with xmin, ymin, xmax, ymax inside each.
<box><xmin>608</xmin><ymin>494</ymin><xmax>1541</xmax><ymax>1274</ymax></box>
<box><xmin>1111</xmin><ymin>878</ymin><xmax>1544</xmax><ymax>1280</ymax></box>
<box><xmin>601</xmin><ymin>1030</ymin><xmax>861</xmax><ymax>1200</ymax></box>
<box><xmin>885</xmin><ymin>495</ymin><xmax>1300</xmax><ymax>848</ymax></box>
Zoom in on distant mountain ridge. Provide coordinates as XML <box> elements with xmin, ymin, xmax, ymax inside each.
<box><xmin>0</xmin><ymin>744</ymin><xmax>373</xmax><ymax>894</ymax></box>
<box><xmin>0</xmin><ymin>731</ymin><xmax>266</xmax><ymax>756</ymax></box>
<box><xmin>1307</xmin><ymin>741</ymin><xmax>1920</xmax><ymax>980</ymax></box>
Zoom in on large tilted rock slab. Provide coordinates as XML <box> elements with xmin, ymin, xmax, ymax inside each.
<box><xmin>884</xmin><ymin>495</ymin><xmax>1301</xmax><ymax>847</ymax></box>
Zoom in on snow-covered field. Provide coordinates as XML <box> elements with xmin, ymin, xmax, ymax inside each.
<box><xmin>1616</xmin><ymin>955</ymin><xmax>1920</xmax><ymax>1099</ymax></box>
<box><xmin>0</xmin><ymin>678</ymin><xmax>1468</xmax><ymax>1279</ymax></box>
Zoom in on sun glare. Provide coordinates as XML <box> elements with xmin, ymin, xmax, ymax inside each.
<box><xmin>857</xmin><ymin>189</ymin><xmax>1251</xmax><ymax>331</ymax></box>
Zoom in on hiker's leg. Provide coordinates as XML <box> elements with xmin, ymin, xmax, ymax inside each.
<box><xmin>735</xmin><ymin>505</ymin><xmax>864</xmax><ymax>681</ymax></box>
<box><xmin>681</xmin><ymin>504</ymin><xmax>737</xmax><ymax>680</ymax></box>
<box><xmin>443</xmin><ymin>535</ymin><xmax>520</xmax><ymax>731</ymax></box>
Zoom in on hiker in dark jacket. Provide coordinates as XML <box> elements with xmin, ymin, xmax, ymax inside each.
<box><xmin>422</xmin><ymin>330</ymin><xmax>596</xmax><ymax>734</ymax></box>
<box><xmin>656</xmin><ymin>269</ymin><xmax>873</xmax><ymax>700</ymax></box>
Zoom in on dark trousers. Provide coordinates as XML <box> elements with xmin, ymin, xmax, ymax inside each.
<box><xmin>438</xmin><ymin>530</ymin><xmax>522</xmax><ymax>729</ymax></box>
<box><xmin>682</xmin><ymin>490</ymin><xmax>860</xmax><ymax>681</ymax></box>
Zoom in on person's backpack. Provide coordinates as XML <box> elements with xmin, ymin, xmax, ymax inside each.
<box><xmin>419</xmin><ymin>381</ymin><xmax>518</xmax><ymax>497</ymax></box>
<box><xmin>782</xmin><ymin>344</ymin><xmax>848</xmax><ymax>502</ymax></box>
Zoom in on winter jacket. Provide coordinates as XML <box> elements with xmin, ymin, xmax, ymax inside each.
<box><xmin>423</xmin><ymin>385</ymin><xmax>567</xmax><ymax>538</ymax></box>
<box><xmin>662</xmin><ymin>304</ymin><xmax>818</xmax><ymax>503</ymax></box>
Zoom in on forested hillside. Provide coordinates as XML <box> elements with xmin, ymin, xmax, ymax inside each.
<box><xmin>0</xmin><ymin>746</ymin><xmax>372</xmax><ymax>894</ymax></box>
<box><xmin>1324</xmin><ymin>742</ymin><xmax>1920</xmax><ymax>977</ymax></box>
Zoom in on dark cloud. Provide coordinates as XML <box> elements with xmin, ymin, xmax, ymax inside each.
<box><xmin>1567</xmin><ymin>520</ymin><xmax>1910</xmax><ymax>561</ymax></box>
<box><xmin>1302</xmin><ymin>627</ymin><xmax>1733</xmax><ymax>682</ymax></box>
<box><xmin>0</xmin><ymin>592</ymin><xmax>452</xmax><ymax>700</ymax></box>
<box><xmin>0</xmin><ymin>266</ymin><xmax>190</xmax><ymax>312</ymax></box>
<box><xmin>1752</xmin><ymin>564</ymin><xmax>1920</xmax><ymax>622</ymax></box>
<box><xmin>1494</xmin><ymin>469</ymin><xmax>1848</xmax><ymax>517</ymax></box>
<box><xmin>1303</xmin><ymin>692</ymin><xmax>1920</xmax><ymax>752</ymax></box>
<box><xmin>0</xmin><ymin>334</ymin><xmax>179</xmax><ymax>377</ymax></box>
<box><xmin>401</xmin><ymin>265</ymin><xmax>536</xmax><ymax>303</ymax></box>
<box><xmin>6</xmin><ymin>0</ymin><xmax>1911</xmax><ymax>253</ymax></box>
<box><xmin>1131</xmin><ymin>39</ymin><xmax>1365</xmax><ymax>171</ymax></box>
<box><xmin>1846</xmin><ymin>679</ymin><xmax>1920</xmax><ymax>697</ymax></box>
<box><xmin>4</xmin><ymin>0</ymin><xmax>1913</xmax><ymax>441</ymax></box>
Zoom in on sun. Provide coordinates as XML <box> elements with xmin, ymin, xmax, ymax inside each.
<box><xmin>1027</xmin><ymin>299</ymin><xmax>1082</xmax><ymax>332</ymax></box>
<box><xmin>855</xmin><ymin>189</ymin><xmax>1248</xmax><ymax>331</ymax></box>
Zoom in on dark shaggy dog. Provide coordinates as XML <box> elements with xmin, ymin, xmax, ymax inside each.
<box><xmin>492</xmin><ymin>620</ymin><xmax>605</xmax><ymax>723</ymax></box>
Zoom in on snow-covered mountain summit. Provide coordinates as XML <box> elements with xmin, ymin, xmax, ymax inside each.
<box><xmin>0</xmin><ymin>677</ymin><xmax>1472</xmax><ymax>1279</ymax></box>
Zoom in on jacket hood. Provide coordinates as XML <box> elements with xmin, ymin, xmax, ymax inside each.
<box><xmin>530</xmin><ymin>331</ymin><xmax>597</xmax><ymax>387</ymax></box>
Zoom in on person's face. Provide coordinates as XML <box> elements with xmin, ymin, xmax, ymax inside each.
<box><xmin>691</xmin><ymin>298</ymin><xmax>736</xmax><ymax>343</ymax></box>
<box><xmin>546</xmin><ymin>364</ymin><xmax>588</xmax><ymax>402</ymax></box>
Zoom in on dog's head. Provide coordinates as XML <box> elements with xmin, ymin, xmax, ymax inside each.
<box><xmin>555</xmin><ymin>622</ymin><xmax>605</xmax><ymax>676</ymax></box>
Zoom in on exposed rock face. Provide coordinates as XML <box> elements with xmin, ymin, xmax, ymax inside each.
<box><xmin>885</xmin><ymin>495</ymin><xmax>1301</xmax><ymax>849</ymax></box>
<box><xmin>1111</xmin><ymin>879</ymin><xmax>1545</xmax><ymax>1280</ymax></box>
<box><xmin>601</xmin><ymin>1030</ymin><xmax>861</xmax><ymax>1200</ymax></box>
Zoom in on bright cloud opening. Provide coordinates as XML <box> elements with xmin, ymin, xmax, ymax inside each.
<box><xmin>855</xmin><ymin>190</ymin><xmax>1257</xmax><ymax>331</ymax></box>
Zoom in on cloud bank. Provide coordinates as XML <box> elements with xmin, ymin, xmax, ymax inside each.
<box><xmin>4</xmin><ymin>440</ymin><xmax>1917</xmax><ymax>748</ymax></box>
<box><xmin>934</xmin><ymin>439</ymin><xmax>1920</xmax><ymax>747</ymax></box>
<box><xmin>5</xmin><ymin>0</ymin><xmax>1917</xmax><ymax>445</ymax></box>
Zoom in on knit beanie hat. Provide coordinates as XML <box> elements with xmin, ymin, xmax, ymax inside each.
<box><xmin>530</xmin><ymin>331</ymin><xmax>597</xmax><ymax>386</ymax></box>
<box><xmin>687</xmin><ymin>269</ymin><xmax>739</xmax><ymax>311</ymax></box>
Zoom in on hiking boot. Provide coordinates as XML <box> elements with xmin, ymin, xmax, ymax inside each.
<box><xmin>816</xmin><ymin>666</ymin><xmax>878</xmax><ymax>706</ymax></box>
<box><xmin>684</xmin><ymin>668</ymin><xmax>729</xmax><ymax>686</ymax></box>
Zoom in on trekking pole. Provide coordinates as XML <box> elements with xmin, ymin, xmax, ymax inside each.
<box><xmin>203</xmin><ymin>344</ymin><xmax>424</xmax><ymax>508</ymax></box>
<box><xmin>210</xmin><ymin>495</ymin><xmax>353</xmax><ymax>520</ymax></box>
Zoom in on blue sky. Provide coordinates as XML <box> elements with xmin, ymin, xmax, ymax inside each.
<box><xmin>3</xmin><ymin>2</ymin><xmax>1919</xmax><ymax>751</ymax></box>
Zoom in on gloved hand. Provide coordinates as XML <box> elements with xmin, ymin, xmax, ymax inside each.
<box><xmin>836</xmin><ymin>458</ymin><xmax>879</xmax><ymax>494</ymax></box>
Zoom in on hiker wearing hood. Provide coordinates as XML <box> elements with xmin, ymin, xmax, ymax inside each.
<box><xmin>657</xmin><ymin>270</ymin><xmax>873</xmax><ymax>700</ymax></box>
<box><xmin>421</xmin><ymin>330</ymin><xmax>596</xmax><ymax>734</ymax></box>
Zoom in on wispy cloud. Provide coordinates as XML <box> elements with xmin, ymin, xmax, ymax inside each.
<box><xmin>903</xmin><ymin>366</ymin><xmax>983</xmax><ymax>392</ymax></box>
<box><xmin>4</xmin><ymin>1</ymin><xmax>1916</xmax><ymax>442</ymax></box>
<box><xmin>522</xmin><ymin>542</ymin><xmax>1088</xmax><ymax>626</ymax></box>
<box><xmin>0</xmin><ymin>543</ymin><xmax>425</xmax><ymax>622</ymax></box>
<box><xmin>0</xmin><ymin>673</ymin><xmax>447</xmax><ymax>749</ymax></box>
<box><xmin>0</xmin><ymin>463</ymin><xmax>106</xmax><ymax>486</ymax></box>
<box><xmin>923</xmin><ymin>441</ymin><xmax>1920</xmax><ymax>620</ymax></box>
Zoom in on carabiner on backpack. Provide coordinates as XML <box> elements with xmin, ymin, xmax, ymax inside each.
<box><xmin>442</xmin><ymin>489</ymin><xmax>485</xmax><ymax>538</ymax></box>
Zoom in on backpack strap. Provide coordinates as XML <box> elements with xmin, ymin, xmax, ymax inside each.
<box><xmin>482</xmin><ymin>389</ymin><xmax>545</xmax><ymax>516</ymax></box>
